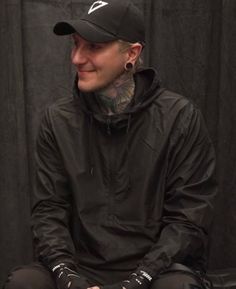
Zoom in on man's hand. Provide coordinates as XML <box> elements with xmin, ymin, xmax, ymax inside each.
<box><xmin>88</xmin><ymin>270</ymin><xmax>152</xmax><ymax>289</ymax></box>
<box><xmin>122</xmin><ymin>270</ymin><xmax>152</xmax><ymax>289</ymax></box>
<box><xmin>52</xmin><ymin>263</ymin><xmax>90</xmax><ymax>289</ymax></box>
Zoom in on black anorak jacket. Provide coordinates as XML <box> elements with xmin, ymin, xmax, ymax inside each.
<box><xmin>31</xmin><ymin>68</ymin><xmax>217</xmax><ymax>284</ymax></box>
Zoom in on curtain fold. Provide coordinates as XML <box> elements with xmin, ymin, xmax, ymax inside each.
<box><xmin>0</xmin><ymin>0</ymin><xmax>33</xmax><ymax>286</ymax></box>
<box><xmin>208</xmin><ymin>0</ymin><xmax>236</xmax><ymax>269</ymax></box>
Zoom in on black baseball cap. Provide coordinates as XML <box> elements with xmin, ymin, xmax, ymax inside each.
<box><xmin>53</xmin><ymin>0</ymin><xmax>145</xmax><ymax>45</ymax></box>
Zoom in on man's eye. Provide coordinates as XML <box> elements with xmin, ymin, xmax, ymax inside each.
<box><xmin>73</xmin><ymin>41</ymin><xmax>79</xmax><ymax>47</ymax></box>
<box><xmin>89</xmin><ymin>44</ymin><xmax>102</xmax><ymax>50</ymax></box>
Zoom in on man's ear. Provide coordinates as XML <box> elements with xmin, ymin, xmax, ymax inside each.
<box><xmin>127</xmin><ymin>43</ymin><xmax>143</xmax><ymax>63</ymax></box>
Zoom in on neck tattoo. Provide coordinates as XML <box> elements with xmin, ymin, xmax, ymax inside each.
<box><xmin>95</xmin><ymin>72</ymin><xmax>135</xmax><ymax>115</ymax></box>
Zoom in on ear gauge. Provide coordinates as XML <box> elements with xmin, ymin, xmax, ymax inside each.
<box><xmin>124</xmin><ymin>62</ymin><xmax>134</xmax><ymax>71</ymax></box>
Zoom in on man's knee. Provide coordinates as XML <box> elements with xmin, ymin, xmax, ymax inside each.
<box><xmin>151</xmin><ymin>274</ymin><xmax>202</xmax><ymax>289</ymax></box>
<box><xmin>3</xmin><ymin>264</ymin><xmax>55</xmax><ymax>289</ymax></box>
<box><xmin>150</xmin><ymin>264</ymin><xmax>208</xmax><ymax>289</ymax></box>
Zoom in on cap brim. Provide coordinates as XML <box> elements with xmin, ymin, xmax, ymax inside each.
<box><xmin>53</xmin><ymin>20</ymin><xmax>117</xmax><ymax>43</ymax></box>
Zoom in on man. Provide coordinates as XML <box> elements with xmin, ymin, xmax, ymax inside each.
<box><xmin>4</xmin><ymin>1</ymin><xmax>216</xmax><ymax>289</ymax></box>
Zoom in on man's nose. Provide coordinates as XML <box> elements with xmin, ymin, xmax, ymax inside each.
<box><xmin>71</xmin><ymin>47</ymin><xmax>87</xmax><ymax>65</ymax></box>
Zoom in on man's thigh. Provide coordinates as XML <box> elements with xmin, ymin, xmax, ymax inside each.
<box><xmin>4</xmin><ymin>263</ymin><xmax>56</xmax><ymax>289</ymax></box>
<box><xmin>151</xmin><ymin>264</ymin><xmax>209</xmax><ymax>289</ymax></box>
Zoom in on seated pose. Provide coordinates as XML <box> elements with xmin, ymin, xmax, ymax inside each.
<box><xmin>4</xmin><ymin>1</ymin><xmax>217</xmax><ymax>289</ymax></box>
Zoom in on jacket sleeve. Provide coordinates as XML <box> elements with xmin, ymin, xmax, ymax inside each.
<box><xmin>31</xmin><ymin>108</ymin><xmax>77</xmax><ymax>269</ymax></box>
<box><xmin>137</xmin><ymin>102</ymin><xmax>217</xmax><ymax>277</ymax></box>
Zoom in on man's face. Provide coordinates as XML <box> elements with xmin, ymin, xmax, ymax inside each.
<box><xmin>71</xmin><ymin>34</ymin><xmax>128</xmax><ymax>92</ymax></box>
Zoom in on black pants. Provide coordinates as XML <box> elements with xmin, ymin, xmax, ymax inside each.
<box><xmin>3</xmin><ymin>263</ymin><xmax>210</xmax><ymax>289</ymax></box>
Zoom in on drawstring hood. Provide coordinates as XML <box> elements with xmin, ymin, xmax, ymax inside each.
<box><xmin>73</xmin><ymin>68</ymin><xmax>165</xmax><ymax>178</ymax></box>
<box><xmin>88</xmin><ymin>114</ymin><xmax>94</xmax><ymax>176</ymax></box>
<box><xmin>73</xmin><ymin>68</ymin><xmax>164</xmax><ymax>128</ymax></box>
<box><xmin>126</xmin><ymin>114</ymin><xmax>132</xmax><ymax>134</ymax></box>
<box><xmin>126</xmin><ymin>114</ymin><xmax>132</xmax><ymax>191</ymax></box>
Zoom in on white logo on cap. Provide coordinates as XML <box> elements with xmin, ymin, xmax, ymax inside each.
<box><xmin>88</xmin><ymin>1</ymin><xmax>108</xmax><ymax>14</ymax></box>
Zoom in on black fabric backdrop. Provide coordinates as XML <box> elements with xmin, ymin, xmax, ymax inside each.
<box><xmin>0</xmin><ymin>0</ymin><xmax>235</xmax><ymax>287</ymax></box>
